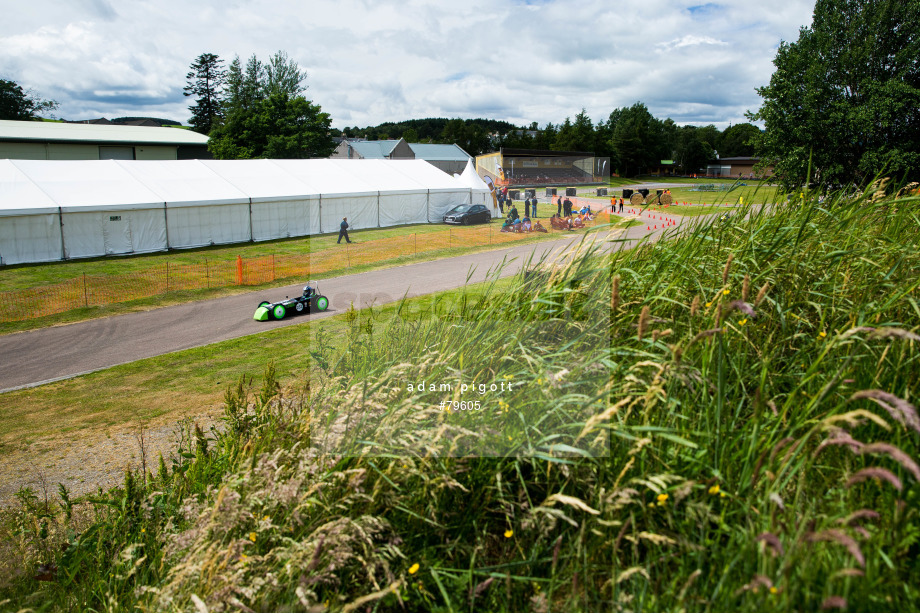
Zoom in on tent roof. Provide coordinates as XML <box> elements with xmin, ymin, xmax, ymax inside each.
<box><xmin>0</xmin><ymin>158</ymin><xmax>486</xmax><ymax>216</ymax></box>
<box><xmin>199</xmin><ymin>159</ymin><xmax>317</xmax><ymax>202</ymax></box>
<box><xmin>0</xmin><ymin>119</ymin><xmax>210</xmax><ymax>146</ymax></box>
<box><xmin>8</xmin><ymin>159</ymin><xmax>164</xmax><ymax>211</ymax></box>
<box><xmin>118</xmin><ymin>160</ymin><xmax>249</xmax><ymax>207</ymax></box>
<box><xmin>0</xmin><ymin>159</ymin><xmax>58</xmax><ymax>215</ymax></box>
<box><xmin>458</xmin><ymin>159</ymin><xmax>491</xmax><ymax>192</ymax></box>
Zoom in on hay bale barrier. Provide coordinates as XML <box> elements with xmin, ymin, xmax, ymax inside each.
<box><xmin>629</xmin><ymin>192</ymin><xmax>644</xmax><ymax>207</ymax></box>
<box><xmin>2</xmin><ymin>186</ymin><xmax>920</xmax><ymax>612</ymax></box>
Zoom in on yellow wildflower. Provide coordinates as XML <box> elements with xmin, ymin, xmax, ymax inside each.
<box><xmin>706</xmin><ymin>302</ymin><xmax>713</xmax><ymax>308</ymax></box>
<box><xmin>770</xmin><ymin>586</ymin><xmax>778</xmax><ymax>595</ymax></box>
<box><xmin>249</xmin><ymin>532</ymin><xmax>257</xmax><ymax>542</ymax></box>
<box><xmin>648</xmin><ymin>502</ymin><xmax>656</xmax><ymax>508</ymax></box>
<box><xmin>819</xmin><ymin>331</ymin><xmax>827</xmax><ymax>338</ymax></box>
<box><xmin>503</xmin><ymin>374</ymin><xmax>514</xmax><ymax>380</ymax></box>
<box><xmin>656</xmin><ymin>493</ymin><xmax>668</xmax><ymax>504</ymax></box>
<box><xmin>738</xmin><ymin>318</ymin><xmax>747</xmax><ymax>326</ymax></box>
<box><xmin>708</xmin><ymin>484</ymin><xmax>720</xmax><ymax>495</ymax></box>
<box><xmin>723</xmin><ymin>288</ymin><xmax>730</xmax><ymax>295</ymax></box>
<box><xmin>504</xmin><ymin>529</ymin><xmax>514</xmax><ymax>538</ymax></box>
<box><xmin>408</xmin><ymin>563</ymin><xmax>420</xmax><ymax>575</ymax></box>
<box><xmin>141</xmin><ymin>528</ymin><xmax>145</xmax><ymax>533</ymax></box>
<box><xmin>263</xmin><ymin>516</ymin><xmax>269</xmax><ymax>522</ymax></box>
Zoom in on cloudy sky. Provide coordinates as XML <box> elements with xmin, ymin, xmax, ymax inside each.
<box><xmin>1</xmin><ymin>0</ymin><xmax>815</xmax><ymax>130</ymax></box>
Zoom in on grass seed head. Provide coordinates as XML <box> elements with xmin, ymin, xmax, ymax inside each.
<box><xmin>742</xmin><ymin>274</ymin><xmax>750</xmax><ymax>302</ymax></box>
<box><xmin>690</xmin><ymin>295</ymin><xmax>700</xmax><ymax>317</ymax></box>
<box><xmin>755</xmin><ymin>282</ymin><xmax>770</xmax><ymax>307</ymax></box>
<box><xmin>611</xmin><ymin>274</ymin><xmax>621</xmax><ymax>313</ymax></box>
<box><xmin>638</xmin><ymin>306</ymin><xmax>650</xmax><ymax>342</ymax></box>
<box><xmin>846</xmin><ymin>467</ymin><xmax>903</xmax><ymax>492</ymax></box>
<box><xmin>722</xmin><ymin>253</ymin><xmax>734</xmax><ymax>285</ymax></box>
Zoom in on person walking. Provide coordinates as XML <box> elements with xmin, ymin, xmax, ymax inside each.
<box><xmin>337</xmin><ymin>217</ymin><xmax>352</xmax><ymax>244</ymax></box>
<box><xmin>531</xmin><ymin>197</ymin><xmax>538</xmax><ymax>218</ymax></box>
<box><xmin>524</xmin><ymin>197</ymin><xmax>531</xmax><ymax>219</ymax></box>
<box><xmin>557</xmin><ymin>195</ymin><xmax>562</xmax><ymax>216</ymax></box>
<box><xmin>610</xmin><ymin>196</ymin><xmax>616</xmax><ymax>214</ymax></box>
<box><xmin>619</xmin><ymin>197</ymin><xmax>624</xmax><ymax>213</ymax></box>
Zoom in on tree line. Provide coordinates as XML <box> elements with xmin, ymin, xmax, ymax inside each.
<box><xmin>335</xmin><ymin>109</ymin><xmax>761</xmax><ymax>177</ymax></box>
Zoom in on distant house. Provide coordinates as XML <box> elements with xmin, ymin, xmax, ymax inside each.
<box><xmin>706</xmin><ymin>156</ymin><xmax>774</xmax><ymax>178</ymax></box>
<box><xmin>0</xmin><ymin>120</ymin><xmax>211</xmax><ymax>160</ymax></box>
<box><xmin>330</xmin><ymin>138</ymin><xmax>472</xmax><ymax>174</ymax></box>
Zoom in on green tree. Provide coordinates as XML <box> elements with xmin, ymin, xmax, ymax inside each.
<box><xmin>209</xmin><ymin>51</ymin><xmax>334</xmax><ymax>159</ymax></box>
<box><xmin>719</xmin><ymin>122</ymin><xmax>761</xmax><ymax>157</ymax></box>
<box><xmin>674</xmin><ymin>126</ymin><xmax>714</xmax><ymax>175</ymax></box>
<box><xmin>610</xmin><ymin>102</ymin><xmax>661</xmax><ymax>176</ymax></box>
<box><xmin>750</xmin><ymin>0</ymin><xmax>920</xmax><ymax>187</ymax></box>
<box><xmin>0</xmin><ymin>79</ymin><xmax>57</xmax><ymax>120</ymax></box>
<box><xmin>183</xmin><ymin>53</ymin><xmax>226</xmax><ymax>135</ymax></box>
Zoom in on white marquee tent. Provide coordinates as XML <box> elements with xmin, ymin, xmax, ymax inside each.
<box><xmin>0</xmin><ymin>158</ymin><xmax>493</xmax><ymax>265</ymax></box>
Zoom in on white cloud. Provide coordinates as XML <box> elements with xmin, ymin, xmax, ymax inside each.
<box><xmin>0</xmin><ymin>0</ymin><xmax>816</xmax><ymax>128</ymax></box>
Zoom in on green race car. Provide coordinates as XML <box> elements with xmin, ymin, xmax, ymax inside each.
<box><xmin>254</xmin><ymin>281</ymin><xmax>330</xmax><ymax>321</ymax></box>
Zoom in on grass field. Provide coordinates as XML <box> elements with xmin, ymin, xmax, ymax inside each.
<box><xmin>2</xmin><ymin>182</ymin><xmax>918</xmax><ymax>611</ymax></box>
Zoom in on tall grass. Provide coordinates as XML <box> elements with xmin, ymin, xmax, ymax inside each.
<box><xmin>1</xmin><ymin>183</ymin><xmax>918</xmax><ymax>612</ymax></box>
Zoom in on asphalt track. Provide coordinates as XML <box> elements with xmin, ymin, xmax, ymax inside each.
<box><xmin>0</xmin><ymin>217</ymin><xmax>672</xmax><ymax>393</ymax></box>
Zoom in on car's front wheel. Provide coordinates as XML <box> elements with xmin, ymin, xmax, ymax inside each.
<box><xmin>272</xmin><ymin>304</ymin><xmax>286</xmax><ymax>320</ymax></box>
<box><xmin>314</xmin><ymin>296</ymin><xmax>329</xmax><ymax>312</ymax></box>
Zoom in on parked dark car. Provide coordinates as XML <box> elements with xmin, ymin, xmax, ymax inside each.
<box><xmin>443</xmin><ymin>204</ymin><xmax>492</xmax><ymax>225</ymax></box>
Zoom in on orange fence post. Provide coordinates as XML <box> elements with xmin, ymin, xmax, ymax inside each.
<box><xmin>236</xmin><ymin>255</ymin><xmax>243</xmax><ymax>285</ymax></box>
<box><xmin>83</xmin><ymin>273</ymin><xmax>88</xmax><ymax>307</ymax></box>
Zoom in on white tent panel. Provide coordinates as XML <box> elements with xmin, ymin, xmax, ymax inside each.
<box><xmin>61</xmin><ymin>212</ymin><xmax>105</xmax><ymax>259</ymax></box>
<box><xmin>272</xmin><ymin>159</ymin><xmax>378</xmax><ymax>198</ymax></box>
<box><xmin>166</xmin><ymin>203</ymin><xmax>251</xmax><ymax>248</ymax></box>
<box><xmin>0</xmin><ymin>214</ymin><xmax>60</xmax><ymax>264</ymax></box>
<box><xmin>128</xmin><ymin>208</ymin><xmax>169</xmax><ymax>254</ymax></box>
<box><xmin>61</xmin><ymin>208</ymin><xmax>167</xmax><ymax>258</ymax></box>
<box><xmin>319</xmin><ymin>195</ymin><xmax>377</xmax><ymax>233</ymax></box>
<box><xmin>379</xmin><ymin>192</ymin><xmax>428</xmax><ymax>227</ymax></box>
<box><xmin>118</xmin><ymin>160</ymin><xmax>249</xmax><ymax>207</ymax></box>
<box><xmin>251</xmin><ymin>197</ymin><xmax>317</xmax><ymax>241</ymax></box>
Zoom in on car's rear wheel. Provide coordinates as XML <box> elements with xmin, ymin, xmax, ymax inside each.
<box><xmin>314</xmin><ymin>296</ymin><xmax>329</xmax><ymax>312</ymax></box>
<box><xmin>258</xmin><ymin>301</ymin><xmax>270</xmax><ymax>308</ymax></box>
<box><xmin>272</xmin><ymin>304</ymin><xmax>286</xmax><ymax>320</ymax></box>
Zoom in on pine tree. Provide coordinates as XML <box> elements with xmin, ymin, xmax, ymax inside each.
<box><xmin>183</xmin><ymin>53</ymin><xmax>227</xmax><ymax>135</ymax></box>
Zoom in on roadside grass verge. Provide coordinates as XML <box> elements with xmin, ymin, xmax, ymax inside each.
<box><xmin>0</xmin><ymin>281</ymin><xmax>508</xmax><ymax>457</ymax></box>
<box><xmin>3</xmin><ymin>185</ymin><xmax>919</xmax><ymax>611</ymax></box>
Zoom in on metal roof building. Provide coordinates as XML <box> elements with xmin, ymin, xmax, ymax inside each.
<box><xmin>331</xmin><ymin>138</ymin><xmax>472</xmax><ymax>174</ymax></box>
<box><xmin>0</xmin><ymin>120</ymin><xmax>211</xmax><ymax>161</ymax></box>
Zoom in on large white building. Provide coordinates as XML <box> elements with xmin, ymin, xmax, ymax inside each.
<box><xmin>0</xmin><ymin>120</ymin><xmax>211</xmax><ymax>161</ymax></box>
